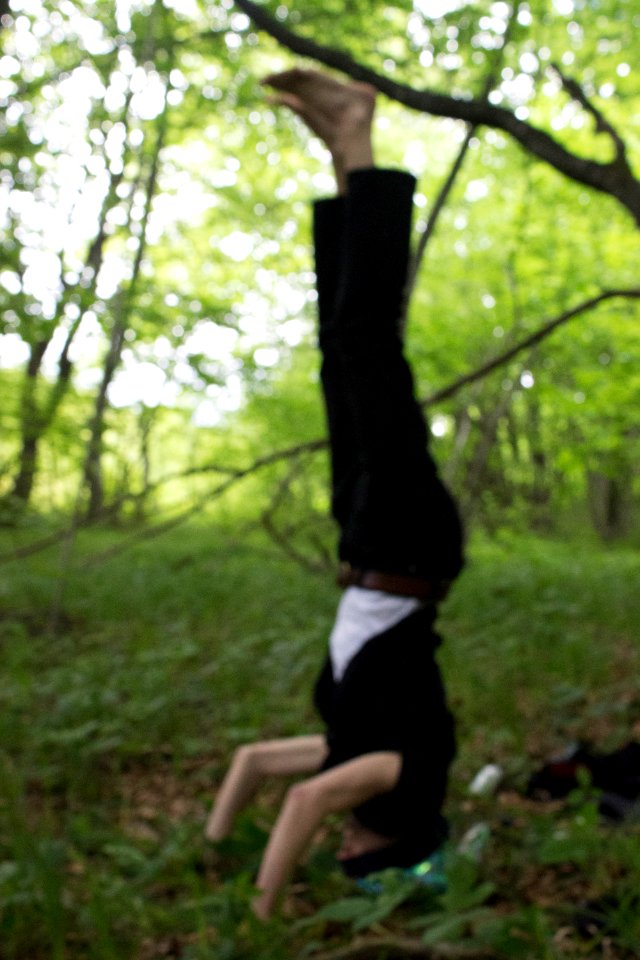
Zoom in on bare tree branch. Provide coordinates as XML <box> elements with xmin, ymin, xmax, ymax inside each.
<box><xmin>402</xmin><ymin>124</ymin><xmax>476</xmax><ymax>324</ymax></box>
<box><xmin>423</xmin><ymin>287</ymin><xmax>640</xmax><ymax>407</ymax></box>
<box><xmin>550</xmin><ymin>62</ymin><xmax>627</xmax><ymax>159</ymax></box>
<box><xmin>261</xmin><ymin>457</ymin><xmax>329</xmax><ymax>571</ymax></box>
<box><xmin>113</xmin><ymin>286</ymin><xmax>640</xmax><ymax>463</ymax></box>
<box><xmin>234</xmin><ymin>0</ymin><xmax>640</xmax><ymax>225</ymax></box>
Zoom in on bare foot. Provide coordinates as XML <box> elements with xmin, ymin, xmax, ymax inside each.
<box><xmin>262</xmin><ymin>68</ymin><xmax>376</xmax><ymax>191</ymax></box>
<box><xmin>337</xmin><ymin>814</ymin><xmax>395</xmax><ymax>861</ymax></box>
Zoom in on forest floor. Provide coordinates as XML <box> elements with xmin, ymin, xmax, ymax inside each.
<box><xmin>1</xmin><ymin>523</ymin><xmax>640</xmax><ymax>959</ymax></box>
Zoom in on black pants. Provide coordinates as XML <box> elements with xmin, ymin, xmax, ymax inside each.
<box><xmin>313</xmin><ymin>168</ymin><xmax>464</xmax><ymax>580</ymax></box>
<box><xmin>312</xmin><ymin>170</ymin><xmax>460</xmax><ymax>861</ymax></box>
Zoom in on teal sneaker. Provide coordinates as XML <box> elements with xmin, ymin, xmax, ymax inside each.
<box><xmin>356</xmin><ymin>847</ymin><xmax>448</xmax><ymax>894</ymax></box>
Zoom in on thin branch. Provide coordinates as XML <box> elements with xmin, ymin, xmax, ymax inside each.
<box><xmin>550</xmin><ymin>62</ymin><xmax>627</xmax><ymax>159</ymax></box>
<box><xmin>403</xmin><ymin>124</ymin><xmax>476</xmax><ymax>320</ymax></box>
<box><xmin>403</xmin><ymin>0</ymin><xmax>518</xmax><ymax>316</ymax></box>
<box><xmin>84</xmin><ymin>478</ymin><xmax>241</xmax><ymax>566</ymax></box>
<box><xmin>234</xmin><ymin>0</ymin><xmax>640</xmax><ymax>224</ymax></box>
<box><xmin>45</xmin><ymin>161</ymin><xmax>126</xmax><ymax>415</ymax></box>
<box><xmin>403</xmin><ymin>11</ymin><xmax>512</xmax><ymax>316</ymax></box>
<box><xmin>307</xmin><ymin>934</ymin><xmax>492</xmax><ymax>960</ymax></box>
<box><xmin>260</xmin><ymin>456</ymin><xmax>329</xmax><ymax>571</ymax></box>
<box><xmin>422</xmin><ymin>287</ymin><xmax>640</xmax><ymax>408</ymax></box>
<box><xmin>84</xmin><ymin>439</ymin><xmax>326</xmax><ymax>565</ymax></box>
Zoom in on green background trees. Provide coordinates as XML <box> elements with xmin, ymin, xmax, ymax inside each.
<box><xmin>1</xmin><ymin>0</ymin><xmax>639</xmax><ymax>549</ymax></box>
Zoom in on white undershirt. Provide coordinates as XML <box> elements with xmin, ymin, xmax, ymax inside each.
<box><xmin>329</xmin><ymin>586</ymin><xmax>422</xmax><ymax>681</ymax></box>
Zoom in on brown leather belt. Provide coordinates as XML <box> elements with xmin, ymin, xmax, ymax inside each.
<box><xmin>337</xmin><ymin>563</ymin><xmax>451</xmax><ymax>601</ymax></box>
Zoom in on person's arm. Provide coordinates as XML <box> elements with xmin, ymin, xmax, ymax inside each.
<box><xmin>252</xmin><ymin>750</ymin><xmax>402</xmax><ymax>920</ymax></box>
<box><xmin>204</xmin><ymin>735</ymin><xmax>327</xmax><ymax>841</ymax></box>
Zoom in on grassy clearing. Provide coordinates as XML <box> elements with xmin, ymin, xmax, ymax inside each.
<box><xmin>1</xmin><ymin>525</ymin><xmax>640</xmax><ymax>959</ymax></box>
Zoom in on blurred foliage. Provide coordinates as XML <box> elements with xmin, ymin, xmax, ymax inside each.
<box><xmin>2</xmin><ymin>529</ymin><xmax>640</xmax><ymax>957</ymax></box>
<box><xmin>1</xmin><ymin>0</ymin><xmax>639</xmax><ymax>546</ymax></box>
<box><xmin>2</xmin><ymin>6</ymin><xmax>640</xmax><ymax>956</ymax></box>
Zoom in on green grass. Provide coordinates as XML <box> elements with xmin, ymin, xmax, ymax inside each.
<box><xmin>1</xmin><ymin>523</ymin><xmax>640</xmax><ymax>958</ymax></box>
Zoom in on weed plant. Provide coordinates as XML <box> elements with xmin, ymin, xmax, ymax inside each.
<box><xmin>1</xmin><ymin>524</ymin><xmax>640</xmax><ymax>958</ymax></box>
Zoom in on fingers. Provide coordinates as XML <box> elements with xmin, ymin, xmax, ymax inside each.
<box><xmin>265</xmin><ymin>90</ymin><xmax>333</xmax><ymax>143</ymax></box>
<box><xmin>261</xmin><ymin>67</ymin><xmax>318</xmax><ymax>91</ymax></box>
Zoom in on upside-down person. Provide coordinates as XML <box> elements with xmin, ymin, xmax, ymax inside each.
<box><xmin>205</xmin><ymin>68</ymin><xmax>465</xmax><ymax>920</ymax></box>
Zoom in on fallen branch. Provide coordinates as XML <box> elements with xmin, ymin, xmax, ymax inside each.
<box><xmin>0</xmin><ymin>440</ymin><xmax>324</xmax><ymax>565</ymax></box>
<box><xmin>307</xmin><ymin>934</ymin><xmax>493</xmax><ymax>960</ymax></box>
<box><xmin>260</xmin><ymin>456</ymin><xmax>329</xmax><ymax>571</ymax></box>
<box><xmin>83</xmin><ymin>439</ymin><xmax>327</xmax><ymax>565</ymax></box>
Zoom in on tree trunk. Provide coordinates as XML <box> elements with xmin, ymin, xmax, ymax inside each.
<box><xmin>133</xmin><ymin>406</ymin><xmax>155</xmax><ymax>522</ymax></box>
<box><xmin>82</xmin><ymin>318</ymin><xmax>126</xmax><ymax>520</ymax></box>
<box><xmin>6</xmin><ymin>157</ymin><xmax>122</xmax><ymax>511</ymax></box>
<box><xmin>82</xmin><ymin>97</ymin><xmax>167</xmax><ymax>521</ymax></box>
<box><xmin>9</xmin><ymin>339</ymin><xmax>49</xmax><ymax>507</ymax></box>
<box><xmin>526</xmin><ymin>390</ymin><xmax>551</xmax><ymax>529</ymax></box>
<box><xmin>459</xmin><ymin>382</ymin><xmax>518</xmax><ymax>524</ymax></box>
<box><xmin>587</xmin><ymin>471</ymin><xmax>629</xmax><ymax>541</ymax></box>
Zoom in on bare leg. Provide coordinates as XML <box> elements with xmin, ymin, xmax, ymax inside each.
<box><xmin>252</xmin><ymin>750</ymin><xmax>401</xmax><ymax>919</ymax></box>
<box><xmin>262</xmin><ymin>68</ymin><xmax>376</xmax><ymax>194</ymax></box>
<box><xmin>204</xmin><ymin>735</ymin><xmax>327</xmax><ymax>841</ymax></box>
